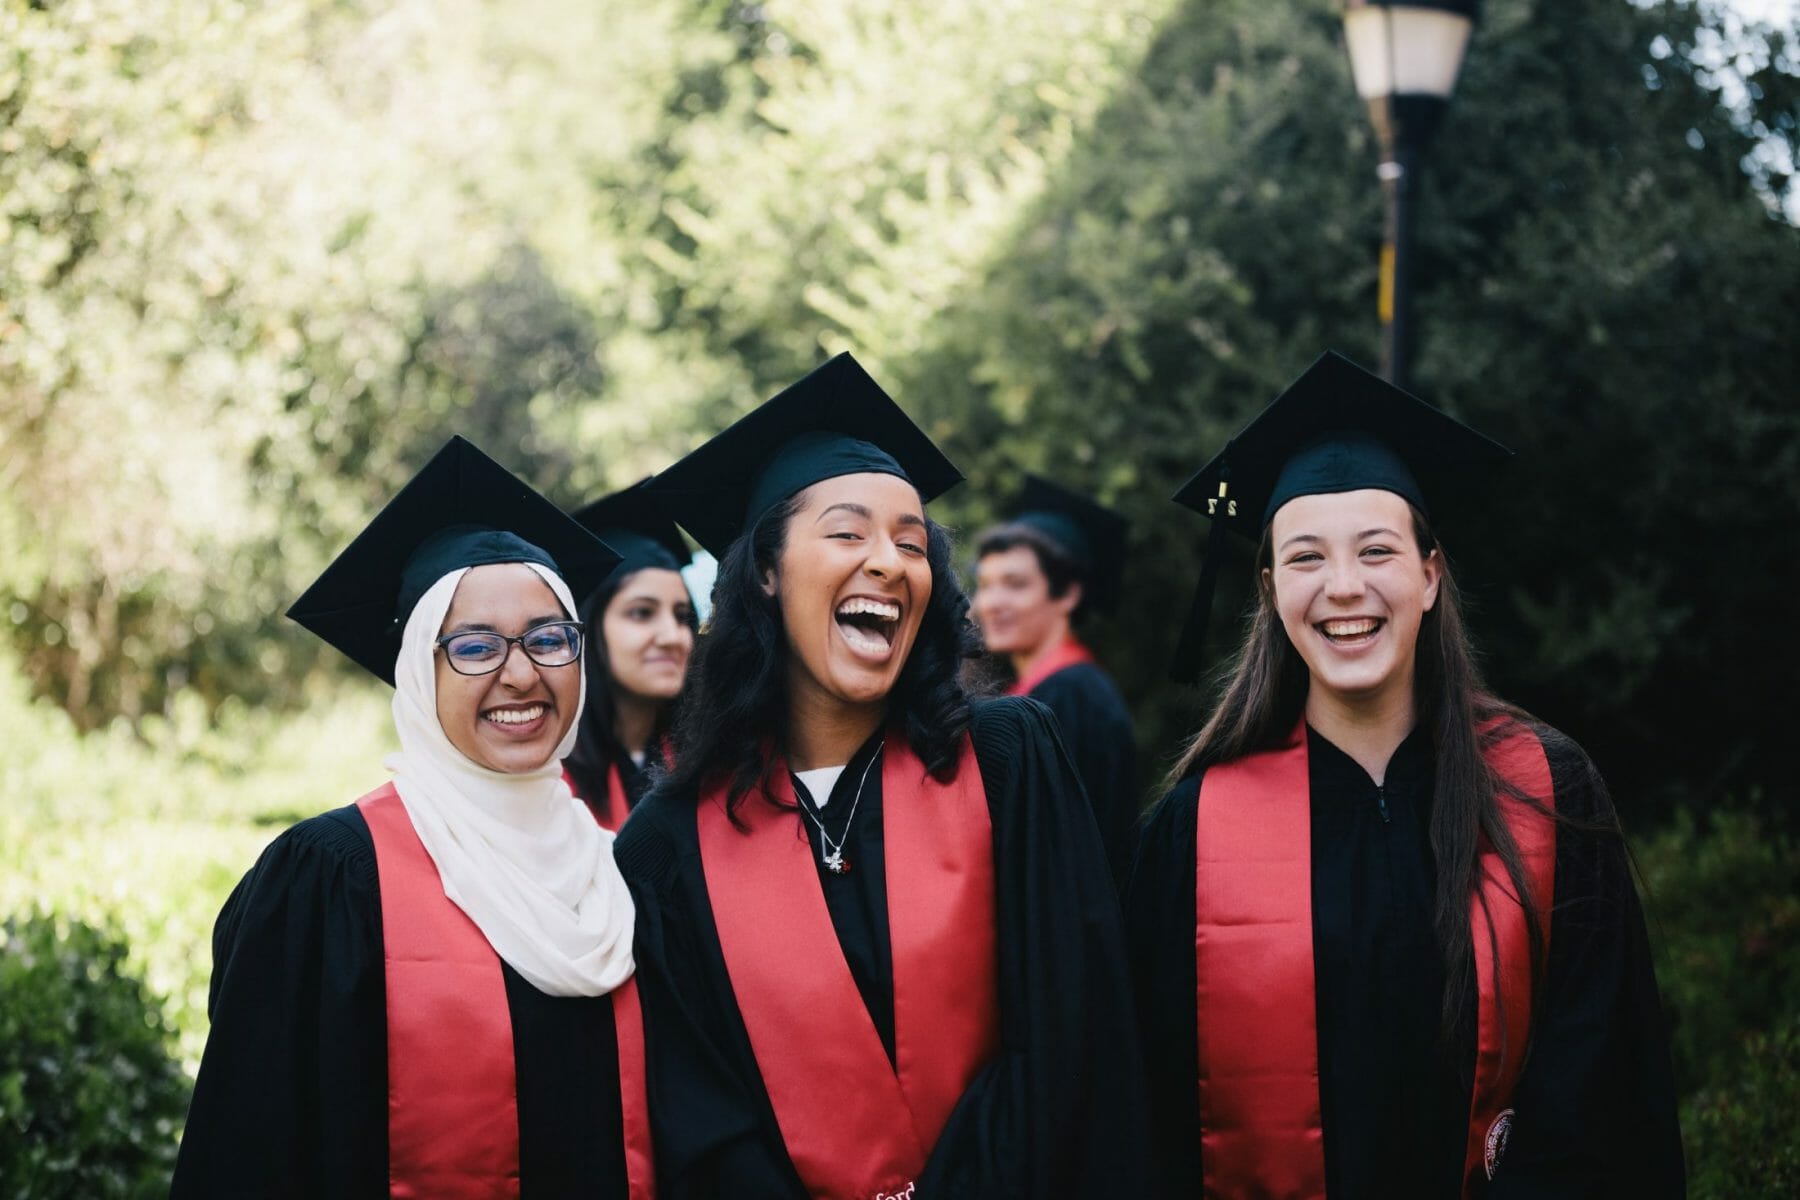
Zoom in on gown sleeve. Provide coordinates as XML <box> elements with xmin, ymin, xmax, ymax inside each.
<box><xmin>170</xmin><ymin>808</ymin><xmax>388</xmax><ymax>1200</ymax></box>
<box><xmin>613</xmin><ymin>803</ymin><xmax>811</xmax><ymax>1200</ymax></box>
<box><xmin>1121</xmin><ymin>775</ymin><xmax>1204</xmax><ymax>1199</ymax></box>
<box><xmin>1486</xmin><ymin>730</ymin><xmax>1686</xmax><ymax>1198</ymax></box>
<box><xmin>914</xmin><ymin>697</ymin><xmax>1155</xmax><ymax>1199</ymax></box>
<box><xmin>1028</xmin><ymin>666</ymin><xmax>1142</xmax><ymax>884</ymax></box>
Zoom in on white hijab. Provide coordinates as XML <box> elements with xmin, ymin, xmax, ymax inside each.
<box><xmin>385</xmin><ymin>563</ymin><xmax>635</xmax><ymax>997</ymax></box>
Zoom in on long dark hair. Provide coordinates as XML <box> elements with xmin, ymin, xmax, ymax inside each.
<box><xmin>1167</xmin><ymin>505</ymin><xmax>1556</xmax><ymax>1043</ymax></box>
<box><xmin>663</xmin><ymin>488</ymin><xmax>981</xmax><ymax>817</ymax></box>
<box><xmin>564</xmin><ymin>566</ymin><xmax>697</xmax><ymax>800</ymax></box>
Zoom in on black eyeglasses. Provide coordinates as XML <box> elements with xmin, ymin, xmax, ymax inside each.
<box><xmin>434</xmin><ymin>621</ymin><xmax>584</xmax><ymax>676</ymax></box>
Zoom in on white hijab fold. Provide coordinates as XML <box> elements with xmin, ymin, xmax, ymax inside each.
<box><xmin>384</xmin><ymin>563</ymin><xmax>635</xmax><ymax>998</ymax></box>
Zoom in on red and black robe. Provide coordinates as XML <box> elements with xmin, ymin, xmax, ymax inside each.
<box><xmin>615</xmin><ymin>696</ymin><xmax>1152</xmax><ymax>1198</ymax></box>
<box><xmin>566</xmin><ymin>737</ymin><xmax>667</xmax><ymax>833</ymax></box>
<box><xmin>173</xmin><ymin>791</ymin><xmax>649</xmax><ymax>1199</ymax></box>
<box><xmin>1122</xmin><ymin>721</ymin><xmax>1684</xmax><ymax>1199</ymax></box>
<box><xmin>1005</xmin><ymin>635</ymin><xmax>1140</xmax><ymax>883</ymax></box>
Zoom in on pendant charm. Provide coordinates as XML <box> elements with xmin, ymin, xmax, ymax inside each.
<box><xmin>824</xmin><ymin>851</ymin><xmax>850</xmax><ymax>875</ymax></box>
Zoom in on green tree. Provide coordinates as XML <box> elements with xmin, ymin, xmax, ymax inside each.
<box><xmin>880</xmin><ymin>0</ymin><xmax>1799</xmax><ymax>814</ymax></box>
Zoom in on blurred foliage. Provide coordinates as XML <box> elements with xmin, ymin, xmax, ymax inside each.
<box><xmin>877</xmin><ymin>0</ymin><xmax>1800</xmax><ymax>815</ymax></box>
<box><xmin>1635</xmin><ymin>803</ymin><xmax>1800</xmax><ymax>1196</ymax></box>
<box><xmin>1684</xmin><ymin>1010</ymin><xmax>1800</xmax><ymax>1198</ymax></box>
<box><xmin>1636</xmin><ymin>806</ymin><xmax>1800</xmax><ymax>1093</ymax></box>
<box><xmin>0</xmin><ymin>911</ymin><xmax>190</xmax><ymax>1199</ymax></box>
<box><xmin>0</xmin><ymin>0</ymin><xmax>1792</xmax><ymax>811</ymax></box>
<box><xmin>0</xmin><ymin>642</ymin><xmax>392</xmax><ymax>1068</ymax></box>
<box><xmin>1</xmin><ymin>0</ymin><xmax>1797</xmax><ymax>1188</ymax></box>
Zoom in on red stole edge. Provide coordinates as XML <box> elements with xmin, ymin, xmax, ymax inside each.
<box><xmin>1193</xmin><ymin>720</ymin><xmax>1322</xmax><ymax>1200</ymax></box>
<box><xmin>1005</xmin><ymin>634</ymin><xmax>1097</xmax><ymax>697</ymax></box>
<box><xmin>361</xmin><ymin>783</ymin><xmax>656</xmax><ymax>1200</ymax></box>
<box><xmin>565</xmin><ymin>764</ymin><xmax>631</xmax><ymax>832</ymax></box>
<box><xmin>696</xmin><ymin>733</ymin><xmax>999</xmax><ymax>1200</ymax></box>
<box><xmin>1192</xmin><ymin>720</ymin><xmax>1557</xmax><ymax>1198</ymax></box>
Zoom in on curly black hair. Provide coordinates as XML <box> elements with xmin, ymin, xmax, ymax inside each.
<box><xmin>661</xmin><ymin>488</ymin><xmax>981</xmax><ymax>817</ymax></box>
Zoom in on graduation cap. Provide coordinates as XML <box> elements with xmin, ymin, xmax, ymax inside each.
<box><xmin>288</xmin><ymin>436</ymin><xmax>622</xmax><ymax>685</ymax></box>
<box><xmin>571</xmin><ymin>477</ymin><xmax>693</xmax><ymax>592</ymax></box>
<box><xmin>1004</xmin><ymin>474</ymin><xmax>1130</xmax><ymax>614</ymax></box>
<box><xmin>1168</xmin><ymin>351</ymin><xmax>1510</xmax><ymax>682</ymax></box>
<box><xmin>649</xmin><ymin>352</ymin><xmax>963</xmax><ymax>557</ymax></box>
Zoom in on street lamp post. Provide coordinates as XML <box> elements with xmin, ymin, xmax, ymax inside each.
<box><xmin>1341</xmin><ymin>1</ymin><xmax>1478</xmax><ymax>391</ymax></box>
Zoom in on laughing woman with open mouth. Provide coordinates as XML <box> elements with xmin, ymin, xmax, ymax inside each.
<box><xmin>615</xmin><ymin>354</ymin><xmax>1151</xmax><ymax>1199</ymax></box>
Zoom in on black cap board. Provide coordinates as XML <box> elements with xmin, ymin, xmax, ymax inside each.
<box><xmin>288</xmin><ymin>435</ymin><xmax>622</xmax><ymax>686</ymax></box>
<box><xmin>649</xmin><ymin>352</ymin><xmax>963</xmax><ymax>557</ymax></box>
<box><xmin>571</xmin><ymin>477</ymin><xmax>693</xmax><ymax>592</ymax></box>
<box><xmin>1007</xmin><ymin>474</ymin><xmax>1130</xmax><ymax>614</ymax></box>
<box><xmin>1167</xmin><ymin>350</ymin><xmax>1510</xmax><ymax>682</ymax></box>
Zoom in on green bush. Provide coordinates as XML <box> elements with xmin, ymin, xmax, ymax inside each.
<box><xmin>1685</xmin><ymin>1010</ymin><xmax>1800</xmax><ymax>1199</ymax></box>
<box><xmin>0</xmin><ymin>911</ymin><xmax>190</xmax><ymax>1199</ymax></box>
<box><xmin>1634</xmin><ymin>807</ymin><xmax>1800</xmax><ymax>1094</ymax></box>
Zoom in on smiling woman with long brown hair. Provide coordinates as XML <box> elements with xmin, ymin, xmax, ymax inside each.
<box><xmin>615</xmin><ymin>354</ymin><xmax>1150</xmax><ymax>1199</ymax></box>
<box><xmin>1125</xmin><ymin>354</ymin><xmax>1683</xmax><ymax>1198</ymax></box>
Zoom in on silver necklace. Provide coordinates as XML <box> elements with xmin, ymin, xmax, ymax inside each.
<box><xmin>796</xmin><ymin>749</ymin><xmax>880</xmax><ymax>875</ymax></box>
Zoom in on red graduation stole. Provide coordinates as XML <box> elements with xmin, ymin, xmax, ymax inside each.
<box><xmin>1005</xmin><ymin>634</ymin><xmax>1097</xmax><ymax>697</ymax></box>
<box><xmin>359</xmin><ymin>784</ymin><xmax>656</xmax><ymax>1200</ymax></box>
<box><xmin>696</xmin><ymin>734</ymin><xmax>1000</xmax><ymax>1200</ymax></box>
<box><xmin>566</xmin><ymin>764</ymin><xmax>633</xmax><ymax>833</ymax></box>
<box><xmin>1192</xmin><ymin>721</ymin><xmax>1554</xmax><ymax>1199</ymax></box>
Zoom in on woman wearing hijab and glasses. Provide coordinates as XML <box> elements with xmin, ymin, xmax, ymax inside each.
<box><xmin>615</xmin><ymin>354</ymin><xmax>1151</xmax><ymax>1199</ymax></box>
<box><xmin>1124</xmin><ymin>353</ymin><xmax>1682</xmax><ymax>1198</ymax></box>
<box><xmin>171</xmin><ymin>438</ymin><xmax>653</xmax><ymax>1200</ymax></box>
<box><xmin>564</xmin><ymin>480</ymin><xmax>697</xmax><ymax>831</ymax></box>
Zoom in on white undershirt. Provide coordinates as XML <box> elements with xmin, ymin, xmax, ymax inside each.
<box><xmin>793</xmin><ymin>764</ymin><xmax>848</xmax><ymax>809</ymax></box>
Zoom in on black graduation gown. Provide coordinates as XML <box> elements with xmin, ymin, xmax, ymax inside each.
<box><xmin>170</xmin><ymin>803</ymin><xmax>630</xmax><ymax>1200</ymax></box>
<box><xmin>614</xmin><ymin>696</ymin><xmax>1153</xmax><ymax>1199</ymax></box>
<box><xmin>1123</xmin><ymin>724</ymin><xmax>1685</xmax><ymax>1199</ymax></box>
<box><xmin>1027</xmin><ymin>660</ymin><xmax>1140</xmax><ymax>883</ymax></box>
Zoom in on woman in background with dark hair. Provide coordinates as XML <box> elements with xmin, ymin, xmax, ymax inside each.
<box><xmin>1126</xmin><ymin>353</ymin><xmax>1682</xmax><ymax>1198</ymax></box>
<box><xmin>565</xmin><ymin>480</ymin><xmax>696</xmax><ymax>830</ymax></box>
<box><xmin>616</xmin><ymin>354</ymin><xmax>1150</xmax><ymax>1199</ymax></box>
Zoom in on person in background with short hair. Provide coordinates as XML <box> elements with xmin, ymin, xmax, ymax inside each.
<box><xmin>973</xmin><ymin>475</ymin><xmax>1139</xmax><ymax>880</ymax></box>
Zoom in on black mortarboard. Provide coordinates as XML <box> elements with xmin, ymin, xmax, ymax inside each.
<box><xmin>571</xmin><ymin>477</ymin><xmax>693</xmax><ymax>592</ymax></box>
<box><xmin>1167</xmin><ymin>351</ymin><xmax>1510</xmax><ymax>682</ymax></box>
<box><xmin>1006</xmin><ymin>474</ymin><xmax>1130</xmax><ymax>614</ymax></box>
<box><xmin>649</xmin><ymin>352</ymin><xmax>963</xmax><ymax>557</ymax></box>
<box><xmin>288</xmin><ymin>436</ymin><xmax>622</xmax><ymax>685</ymax></box>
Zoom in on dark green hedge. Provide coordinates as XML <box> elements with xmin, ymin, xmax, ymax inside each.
<box><xmin>0</xmin><ymin>911</ymin><xmax>190</xmax><ymax>1199</ymax></box>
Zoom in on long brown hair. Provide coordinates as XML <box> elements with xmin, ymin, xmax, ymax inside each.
<box><xmin>1167</xmin><ymin>504</ymin><xmax>1549</xmax><ymax>1043</ymax></box>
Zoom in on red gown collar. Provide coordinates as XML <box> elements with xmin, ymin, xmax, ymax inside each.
<box><xmin>1005</xmin><ymin>634</ymin><xmax>1097</xmax><ymax>697</ymax></box>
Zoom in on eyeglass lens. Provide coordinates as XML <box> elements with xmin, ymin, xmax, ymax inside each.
<box><xmin>440</xmin><ymin>623</ymin><xmax>581</xmax><ymax>674</ymax></box>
